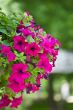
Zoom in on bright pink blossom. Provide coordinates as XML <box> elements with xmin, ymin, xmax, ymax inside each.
<box><xmin>8</xmin><ymin>73</ymin><xmax>24</xmax><ymax>83</ymax></box>
<box><xmin>11</xmin><ymin>96</ymin><xmax>23</xmax><ymax>108</ymax></box>
<box><xmin>38</xmin><ymin>57</ymin><xmax>52</xmax><ymax>72</ymax></box>
<box><xmin>1</xmin><ymin>45</ymin><xmax>10</xmax><ymax>55</ymax></box>
<box><xmin>32</xmin><ymin>84</ymin><xmax>39</xmax><ymax>93</ymax></box>
<box><xmin>8</xmin><ymin>79</ymin><xmax>26</xmax><ymax>93</ymax></box>
<box><xmin>25</xmin><ymin>42</ymin><xmax>40</xmax><ymax>56</ymax></box>
<box><xmin>22</xmin><ymin>28</ymin><xmax>35</xmax><ymax>38</ymax></box>
<box><xmin>13</xmin><ymin>36</ymin><xmax>26</xmax><ymax>52</ymax></box>
<box><xmin>0</xmin><ymin>95</ymin><xmax>11</xmax><ymax>108</ymax></box>
<box><xmin>7</xmin><ymin>51</ymin><xmax>16</xmax><ymax>62</ymax></box>
<box><xmin>12</xmin><ymin>63</ymin><xmax>30</xmax><ymax>80</ymax></box>
<box><xmin>36</xmin><ymin>74</ymin><xmax>43</xmax><ymax>87</ymax></box>
<box><xmin>26</xmin><ymin>83</ymin><xmax>39</xmax><ymax>94</ymax></box>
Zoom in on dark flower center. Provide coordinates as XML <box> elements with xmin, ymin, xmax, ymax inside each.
<box><xmin>30</xmin><ymin>47</ymin><xmax>35</xmax><ymax>51</ymax></box>
<box><xmin>41</xmin><ymin>63</ymin><xmax>45</xmax><ymax>67</ymax></box>
<box><xmin>19</xmin><ymin>69</ymin><xmax>23</xmax><ymax>74</ymax></box>
<box><xmin>18</xmin><ymin>41</ymin><xmax>23</xmax><ymax>45</ymax></box>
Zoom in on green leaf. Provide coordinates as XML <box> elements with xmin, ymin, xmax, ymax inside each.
<box><xmin>0</xmin><ymin>28</ymin><xmax>8</xmax><ymax>35</ymax></box>
<box><xmin>24</xmin><ymin>22</ymin><xmax>30</xmax><ymax>27</ymax></box>
<box><xmin>31</xmin><ymin>67</ymin><xmax>44</xmax><ymax>76</ymax></box>
<box><xmin>25</xmin><ymin>75</ymin><xmax>36</xmax><ymax>84</ymax></box>
<box><xmin>14</xmin><ymin>51</ymin><xmax>26</xmax><ymax>62</ymax></box>
<box><xmin>26</xmin><ymin>36</ymin><xmax>35</xmax><ymax>42</ymax></box>
<box><xmin>28</xmin><ymin>64</ymin><xmax>34</xmax><ymax>72</ymax></box>
<box><xmin>2</xmin><ymin>40</ymin><xmax>10</xmax><ymax>46</ymax></box>
<box><xmin>54</xmin><ymin>44</ymin><xmax>59</xmax><ymax>50</ymax></box>
<box><xmin>42</xmin><ymin>31</ymin><xmax>47</xmax><ymax>36</ymax></box>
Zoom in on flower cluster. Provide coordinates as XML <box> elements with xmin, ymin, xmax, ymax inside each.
<box><xmin>0</xmin><ymin>12</ymin><xmax>61</xmax><ymax>108</ymax></box>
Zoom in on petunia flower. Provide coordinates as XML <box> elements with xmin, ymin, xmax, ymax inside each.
<box><xmin>10</xmin><ymin>96</ymin><xmax>23</xmax><ymax>108</ymax></box>
<box><xmin>38</xmin><ymin>56</ymin><xmax>52</xmax><ymax>72</ymax></box>
<box><xmin>22</xmin><ymin>28</ymin><xmax>35</xmax><ymax>38</ymax></box>
<box><xmin>25</xmin><ymin>42</ymin><xmax>40</xmax><ymax>56</ymax></box>
<box><xmin>7</xmin><ymin>51</ymin><xmax>16</xmax><ymax>62</ymax></box>
<box><xmin>1</xmin><ymin>44</ymin><xmax>16</xmax><ymax>62</ymax></box>
<box><xmin>26</xmin><ymin>83</ymin><xmax>39</xmax><ymax>94</ymax></box>
<box><xmin>1</xmin><ymin>44</ymin><xmax>11</xmax><ymax>55</ymax></box>
<box><xmin>12</xmin><ymin>63</ymin><xmax>30</xmax><ymax>79</ymax></box>
<box><xmin>0</xmin><ymin>95</ymin><xmax>11</xmax><ymax>108</ymax></box>
<box><xmin>13</xmin><ymin>36</ymin><xmax>26</xmax><ymax>52</ymax></box>
<box><xmin>8</xmin><ymin>78</ymin><xmax>26</xmax><ymax>93</ymax></box>
<box><xmin>36</xmin><ymin>74</ymin><xmax>43</xmax><ymax>86</ymax></box>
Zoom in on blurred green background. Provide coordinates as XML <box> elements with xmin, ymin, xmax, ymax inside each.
<box><xmin>0</xmin><ymin>0</ymin><xmax>73</xmax><ymax>110</ymax></box>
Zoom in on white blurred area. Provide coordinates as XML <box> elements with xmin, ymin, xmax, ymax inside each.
<box><xmin>53</xmin><ymin>49</ymin><xmax>73</xmax><ymax>103</ymax></box>
<box><xmin>53</xmin><ymin>49</ymin><xmax>73</xmax><ymax>73</ymax></box>
<box><xmin>60</xmin><ymin>81</ymin><xmax>70</xmax><ymax>100</ymax></box>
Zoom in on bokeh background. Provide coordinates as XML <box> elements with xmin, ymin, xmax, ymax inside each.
<box><xmin>0</xmin><ymin>0</ymin><xmax>73</xmax><ymax>110</ymax></box>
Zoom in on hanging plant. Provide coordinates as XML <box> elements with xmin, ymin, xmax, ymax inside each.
<box><xmin>0</xmin><ymin>10</ymin><xmax>61</xmax><ymax>108</ymax></box>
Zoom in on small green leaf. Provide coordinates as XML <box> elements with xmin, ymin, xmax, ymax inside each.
<box><xmin>28</xmin><ymin>64</ymin><xmax>34</xmax><ymax>72</ymax></box>
<box><xmin>14</xmin><ymin>51</ymin><xmax>26</xmax><ymax>62</ymax></box>
<box><xmin>25</xmin><ymin>75</ymin><xmax>36</xmax><ymax>84</ymax></box>
<box><xmin>54</xmin><ymin>44</ymin><xmax>59</xmax><ymax>50</ymax></box>
<box><xmin>42</xmin><ymin>31</ymin><xmax>47</xmax><ymax>36</ymax></box>
<box><xmin>26</xmin><ymin>36</ymin><xmax>35</xmax><ymax>42</ymax></box>
<box><xmin>3</xmin><ymin>40</ymin><xmax>10</xmax><ymax>46</ymax></box>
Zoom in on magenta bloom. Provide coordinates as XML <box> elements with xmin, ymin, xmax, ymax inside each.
<box><xmin>36</xmin><ymin>74</ymin><xmax>43</xmax><ymax>86</ymax></box>
<box><xmin>22</xmin><ymin>28</ymin><xmax>35</xmax><ymax>38</ymax></box>
<box><xmin>38</xmin><ymin>57</ymin><xmax>52</xmax><ymax>72</ymax></box>
<box><xmin>12</xmin><ymin>63</ymin><xmax>30</xmax><ymax>79</ymax></box>
<box><xmin>1</xmin><ymin>45</ymin><xmax>10</xmax><ymax>55</ymax></box>
<box><xmin>25</xmin><ymin>42</ymin><xmax>40</xmax><ymax>56</ymax></box>
<box><xmin>8</xmin><ymin>78</ymin><xmax>26</xmax><ymax>93</ymax></box>
<box><xmin>11</xmin><ymin>96</ymin><xmax>23</xmax><ymax>108</ymax></box>
<box><xmin>26</xmin><ymin>83</ymin><xmax>39</xmax><ymax>94</ymax></box>
<box><xmin>0</xmin><ymin>95</ymin><xmax>11</xmax><ymax>108</ymax></box>
<box><xmin>41</xmin><ymin>39</ymin><xmax>53</xmax><ymax>52</ymax></box>
<box><xmin>13</xmin><ymin>36</ymin><xmax>26</xmax><ymax>52</ymax></box>
<box><xmin>1</xmin><ymin>44</ymin><xmax>16</xmax><ymax>62</ymax></box>
<box><xmin>7</xmin><ymin>51</ymin><xmax>16</xmax><ymax>62</ymax></box>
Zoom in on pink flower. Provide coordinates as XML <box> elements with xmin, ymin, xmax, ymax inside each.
<box><xmin>1</xmin><ymin>44</ymin><xmax>15</xmax><ymax>62</ymax></box>
<box><xmin>7</xmin><ymin>51</ymin><xmax>16</xmax><ymax>62</ymax></box>
<box><xmin>22</xmin><ymin>28</ymin><xmax>35</xmax><ymax>38</ymax></box>
<box><xmin>8</xmin><ymin>78</ymin><xmax>26</xmax><ymax>93</ymax></box>
<box><xmin>38</xmin><ymin>57</ymin><xmax>52</xmax><ymax>72</ymax></box>
<box><xmin>1</xmin><ymin>45</ymin><xmax>10</xmax><ymax>55</ymax></box>
<box><xmin>11</xmin><ymin>96</ymin><xmax>23</xmax><ymax>108</ymax></box>
<box><xmin>12</xmin><ymin>63</ymin><xmax>30</xmax><ymax>79</ymax></box>
<box><xmin>13</xmin><ymin>36</ymin><xmax>26</xmax><ymax>52</ymax></box>
<box><xmin>8</xmin><ymin>73</ymin><xmax>24</xmax><ymax>83</ymax></box>
<box><xmin>0</xmin><ymin>95</ymin><xmax>11</xmax><ymax>108</ymax></box>
<box><xmin>41</xmin><ymin>39</ymin><xmax>54</xmax><ymax>52</ymax></box>
<box><xmin>36</xmin><ymin>74</ymin><xmax>43</xmax><ymax>86</ymax></box>
<box><xmin>25</xmin><ymin>42</ymin><xmax>40</xmax><ymax>56</ymax></box>
<box><xmin>32</xmin><ymin>84</ymin><xmax>39</xmax><ymax>93</ymax></box>
<box><xmin>22</xmin><ymin>28</ymin><xmax>31</xmax><ymax>36</ymax></box>
<box><xmin>26</xmin><ymin>83</ymin><xmax>39</xmax><ymax>94</ymax></box>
